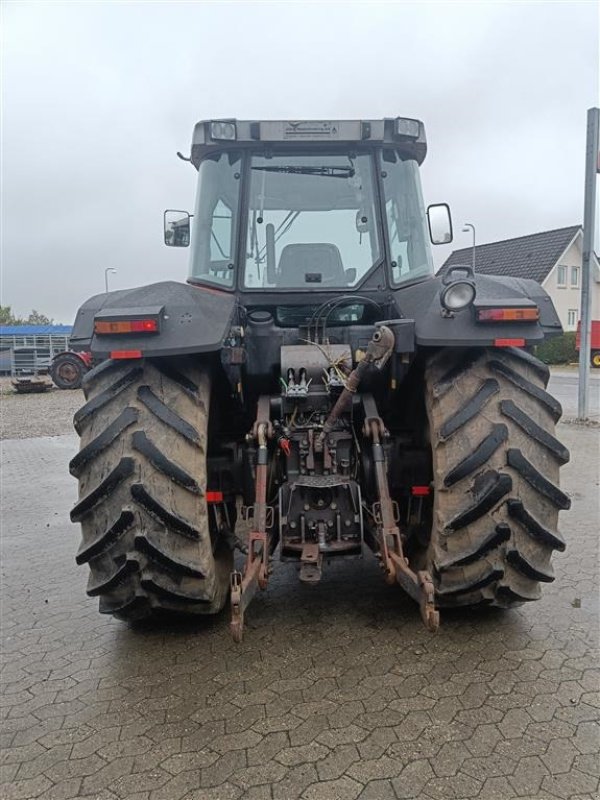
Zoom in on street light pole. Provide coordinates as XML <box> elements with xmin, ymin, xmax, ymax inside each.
<box><xmin>462</xmin><ymin>224</ymin><xmax>476</xmax><ymax>272</ymax></box>
<box><xmin>104</xmin><ymin>268</ymin><xmax>117</xmax><ymax>293</ymax></box>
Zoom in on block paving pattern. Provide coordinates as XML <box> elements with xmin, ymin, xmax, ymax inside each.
<box><xmin>1</xmin><ymin>428</ymin><xmax>598</xmax><ymax>800</ymax></box>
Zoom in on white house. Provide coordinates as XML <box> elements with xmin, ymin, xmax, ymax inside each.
<box><xmin>441</xmin><ymin>226</ymin><xmax>600</xmax><ymax>332</ymax></box>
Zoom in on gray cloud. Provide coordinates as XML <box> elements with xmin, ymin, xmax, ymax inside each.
<box><xmin>2</xmin><ymin>0</ymin><xmax>598</xmax><ymax>321</ymax></box>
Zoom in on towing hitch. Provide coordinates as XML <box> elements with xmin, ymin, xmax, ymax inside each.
<box><xmin>230</xmin><ymin>397</ymin><xmax>273</xmax><ymax>642</ymax></box>
<box><xmin>363</xmin><ymin>393</ymin><xmax>440</xmax><ymax>632</ymax></box>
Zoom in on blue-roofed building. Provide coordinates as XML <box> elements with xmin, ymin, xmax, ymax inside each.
<box><xmin>0</xmin><ymin>325</ymin><xmax>73</xmax><ymax>337</ymax></box>
<box><xmin>0</xmin><ymin>325</ymin><xmax>73</xmax><ymax>375</ymax></box>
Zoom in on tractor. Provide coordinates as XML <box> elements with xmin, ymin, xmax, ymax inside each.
<box><xmin>69</xmin><ymin>117</ymin><xmax>570</xmax><ymax>640</ymax></box>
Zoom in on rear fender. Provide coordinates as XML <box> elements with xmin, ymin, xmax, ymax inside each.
<box><xmin>69</xmin><ymin>281</ymin><xmax>236</xmax><ymax>359</ymax></box>
<box><xmin>52</xmin><ymin>350</ymin><xmax>91</xmax><ymax>366</ymax></box>
<box><xmin>393</xmin><ymin>273</ymin><xmax>562</xmax><ymax>346</ymax></box>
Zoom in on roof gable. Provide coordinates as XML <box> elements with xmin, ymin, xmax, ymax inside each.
<box><xmin>441</xmin><ymin>225</ymin><xmax>581</xmax><ymax>283</ymax></box>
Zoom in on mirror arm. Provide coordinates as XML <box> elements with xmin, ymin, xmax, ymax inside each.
<box><xmin>176</xmin><ymin>151</ymin><xmax>192</xmax><ymax>163</ymax></box>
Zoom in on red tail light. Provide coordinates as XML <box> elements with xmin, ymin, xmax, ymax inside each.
<box><xmin>95</xmin><ymin>319</ymin><xmax>159</xmax><ymax>334</ymax></box>
<box><xmin>206</xmin><ymin>491</ymin><xmax>224</xmax><ymax>503</ymax></box>
<box><xmin>110</xmin><ymin>350</ymin><xmax>143</xmax><ymax>359</ymax></box>
<box><xmin>494</xmin><ymin>338</ymin><xmax>526</xmax><ymax>347</ymax></box>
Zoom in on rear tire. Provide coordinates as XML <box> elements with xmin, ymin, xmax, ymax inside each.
<box><xmin>70</xmin><ymin>357</ymin><xmax>232</xmax><ymax>621</ymax></box>
<box><xmin>51</xmin><ymin>353</ymin><xmax>86</xmax><ymax>389</ymax></box>
<box><xmin>424</xmin><ymin>346</ymin><xmax>570</xmax><ymax>608</ymax></box>
<box><xmin>591</xmin><ymin>350</ymin><xmax>600</xmax><ymax>369</ymax></box>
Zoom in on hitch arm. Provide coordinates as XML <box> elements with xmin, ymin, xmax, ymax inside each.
<box><xmin>362</xmin><ymin>394</ymin><xmax>439</xmax><ymax>632</ymax></box>
<box><xmin>230</xmin><ymin>396</ymin><xmax>272</xmax><ymax>642</ymax></box>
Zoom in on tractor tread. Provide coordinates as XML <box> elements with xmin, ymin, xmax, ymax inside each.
<box><xmin>150</xmin><ymin>359</ymin><xmax>203</xmax><ymax>402</ymax></box>
<box><xmin>506</xmin><ymin>448</ymin><xmax>571</xmax><ymax>509</ymax></box>
<box><xmin>432</xmin><ymin>349</ymin><xmax>484</xmax><ymax>398</ymax></box>
<box><xmin>140</xmin><ymin>573</ymin><xmax>211</xmax><ymax>604</ymax></box>
<box><xmin>82</xmin><ymin>358</ymin><xmax>123</xmax><ymax>393</ymax></box>
<box><xmin>506</xmin><ymin>548</ymin><xmax>555</xmax><ymax>582</ymax></box>
<box><xmin>130</xmin><ymin>484</ymin><xmax>201</xmax><ymax>540</ymax></box>
<box><xmin>137</xmin><ymin>386</ymin><xmax>203</xmax><ymax>446</ymax></box>
<box><xmin>436</xmin><ymin>523</ymin><xmax>511</xmax><ymax>569</ymax></box>
<box><xmin>74</xmin><ymin>367</ymin><xmax>143</xmax><ymax>432</ymax></box>
<box><xmin>86</xmin><ymin>557</ymin><xmax>137</xmax><ymax>597</ymax></box>
<box><xmin>506</xmin><ymin>498</ymin><xmax>566</xmax><ymax>551</ymax></box>
<box><xmin>70</xmin><ymin>407</ymin><xmax>139</xmax><ymax>477</ymax></box>
<box><xmin>501</xmin><ymin>346</ymin><xmax>551</xmax><ymax>385</ymax></box>
<box><xmin>71</xmin><ymin>358</ymin><xmax>231</xmax><ymax>621</ymax></box>
<box><xmin>488</xmin><ymin>359</ymin><xmax>562</xmax><ymax>421</ymax></box>
<box><xmin>425</xmin><ymin>346</ymin><xmax>568</xmax><ymax>609</ymax></box>
<box><xmin>497</xmin><ymin>582</ymin><xmax>541</xmax><ymax>603</ymax></box>
<box><xmin>134</xmin><ymin>532</ymin><xmax>206</xmax><ymax>579</ymax></box>
<box><xmin>500</xmin><ymin>400</ymin><xmax>569</xmax><ymax>464</ymax></box>
<box><xmin>439</xmin><ymin>378</ymin><xmax>500</xmax><ymax>440</ymax></box>
<box><xmin>131</xmin><ymin>431</ymin><xmax>201</xmax><ymax>493</ymax></box>
<box><xmin>444</xmin><ymin>423</ymin><xmax>508</xmax><ymax>487</ymax></box>
<box><xmin>70</xmin><ymin>457</ymin><xmax>135</xmax><ymax>522</ymax></box>
<box><xmin>75</xmin><ymin>511</ymin><xmax>135</xmax><ymax>564</ymax></box>
<box><xmin>446</xmin><ymin>470</ymin><xmax>512</xmax><ymax>531</ymax></box>
<box><xmin>436</xmin><ymin>563</ymin><xmax>504</xmax><ymax>596</ymax></box>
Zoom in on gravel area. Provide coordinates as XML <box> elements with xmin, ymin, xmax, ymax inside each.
<box><xmin>0</xmin><ymin>378</ymin><xmax>82</xmax><ymax>440</ymax></box>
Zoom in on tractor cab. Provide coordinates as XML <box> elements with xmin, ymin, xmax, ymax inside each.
<box><xmin>165</xmin><ymin>118</ymin><xmax>452</xmax><ymax>304</ymax></box>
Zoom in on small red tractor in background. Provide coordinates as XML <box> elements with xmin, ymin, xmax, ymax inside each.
<box><xmin>50</xmin><ymin>350</ymin><xmax>92</xmax><ymax>389</ymax></box>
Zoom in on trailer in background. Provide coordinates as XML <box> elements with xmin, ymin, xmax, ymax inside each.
<box><xmin>576</xmin><ymin>320</ymin><xmax>600</xmax><ymax>368</ymax></box>
<box><xmin>0</xmin><ymin>325</ymin><xmax>91</xmax><ymax>388</ymax></box>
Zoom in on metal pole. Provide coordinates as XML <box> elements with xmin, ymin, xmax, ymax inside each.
<box><xmin>577</xmin><ymin>108</ymin><xmax>599</xmax><ymax>420</ymax></box>
<box><xmin>462</xmin><ymin>223</ymin><xmax>476</xmax><ymax>271</ymax></box>
<box><xmin>104</xmin><ymin>268</ymin><xmax>117</xmax><ymax>293</ymax></box>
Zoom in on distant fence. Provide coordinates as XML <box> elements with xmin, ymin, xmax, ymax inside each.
<box><xmin>0</xmin><ymin>326</ymin><xmax>73</xmax><ymax>376</ymax></box>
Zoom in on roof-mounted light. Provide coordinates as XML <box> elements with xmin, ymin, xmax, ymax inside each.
<box><xmin>395</xmin><ymin>117</ymin><xmax>421</xmax><ymax>139</ymax></box>
<box><xmin>210</xmin><ymin>120</ymin><xmax>237</xmax><ymax>141</ymax></box>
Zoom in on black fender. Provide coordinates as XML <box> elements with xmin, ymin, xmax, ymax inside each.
<box><xmin>393</xmin><ymin>273</ymin><xmax>562</xmax><ymax>346</ymax></box>
<box><xmin>69</xmin><ymin>281</ymin><xmax>236</xmax><ymax>359</ymax></box>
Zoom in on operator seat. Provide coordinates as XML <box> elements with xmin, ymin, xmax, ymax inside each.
<box><xmin>277</xmin><ymin>243</ymin><xmax>345</xmax><ymax>287</ymax></box>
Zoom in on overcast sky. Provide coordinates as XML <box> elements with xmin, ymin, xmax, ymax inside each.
<box><xmin>2</xmin><ymin>0</ymin><xmax>598</xmax><ymax>323</ymax></box>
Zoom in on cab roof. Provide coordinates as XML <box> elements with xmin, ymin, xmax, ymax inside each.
<box><xmin>190</xmin><ymin>117</ymin><xmax>427</xmax><ymax>167</ymax></box>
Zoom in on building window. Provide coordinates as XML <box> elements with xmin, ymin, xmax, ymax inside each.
<box><xmin>571</xmin><ymin>267</ymin><xmax>579</xmax><ymax>288</ymax></box>
<box><xmin>567</xmin><ymin>309</ymin><xmax>578</xmax><ymax>328</ymax></box>
<box><xmin>557</xmin><ymin>265</ymin><xmax>567</xmax><ymax>287</ymax></box>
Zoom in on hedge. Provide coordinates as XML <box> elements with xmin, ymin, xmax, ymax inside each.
<box><xmin>535</xmin><ymin>332</ymin><xmax>578</xmax><ymax>365</ymax></box>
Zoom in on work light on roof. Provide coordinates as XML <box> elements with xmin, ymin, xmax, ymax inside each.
<box><xmin>210</xmin><ymin>121</ymin><xmax>237</xmax><ymax>141</ymax></box>
<box><xmin>395</xmin><ymin>117</ymin><xmax>420</xmax><ymax>139</ymax></box>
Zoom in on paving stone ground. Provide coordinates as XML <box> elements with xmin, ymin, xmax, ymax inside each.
<box><xmin>1</xmin><ymin>426</ymin><xmax>598</xmax><ymax>800</ymax></box>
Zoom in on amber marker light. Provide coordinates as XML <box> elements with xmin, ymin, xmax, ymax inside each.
<box><xmin>476</xmin><ymin>307</ymin><xmax>539</xmax><ymax>322</ymax></box>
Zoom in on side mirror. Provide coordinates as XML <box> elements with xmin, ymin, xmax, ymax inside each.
<box><xmin>164</xmin><ymin>210</ymin><xmax>190</xmax><ymax>247</ymax></box>
<box><xmin>427</xmin><ymin>203</ymin><xmax>453</xmax><ymax>244</ymax></box>
<box><xmin>345</xmin><ymin>268</ymin><xmax>357</xmax><ymax>284</ymax></box>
